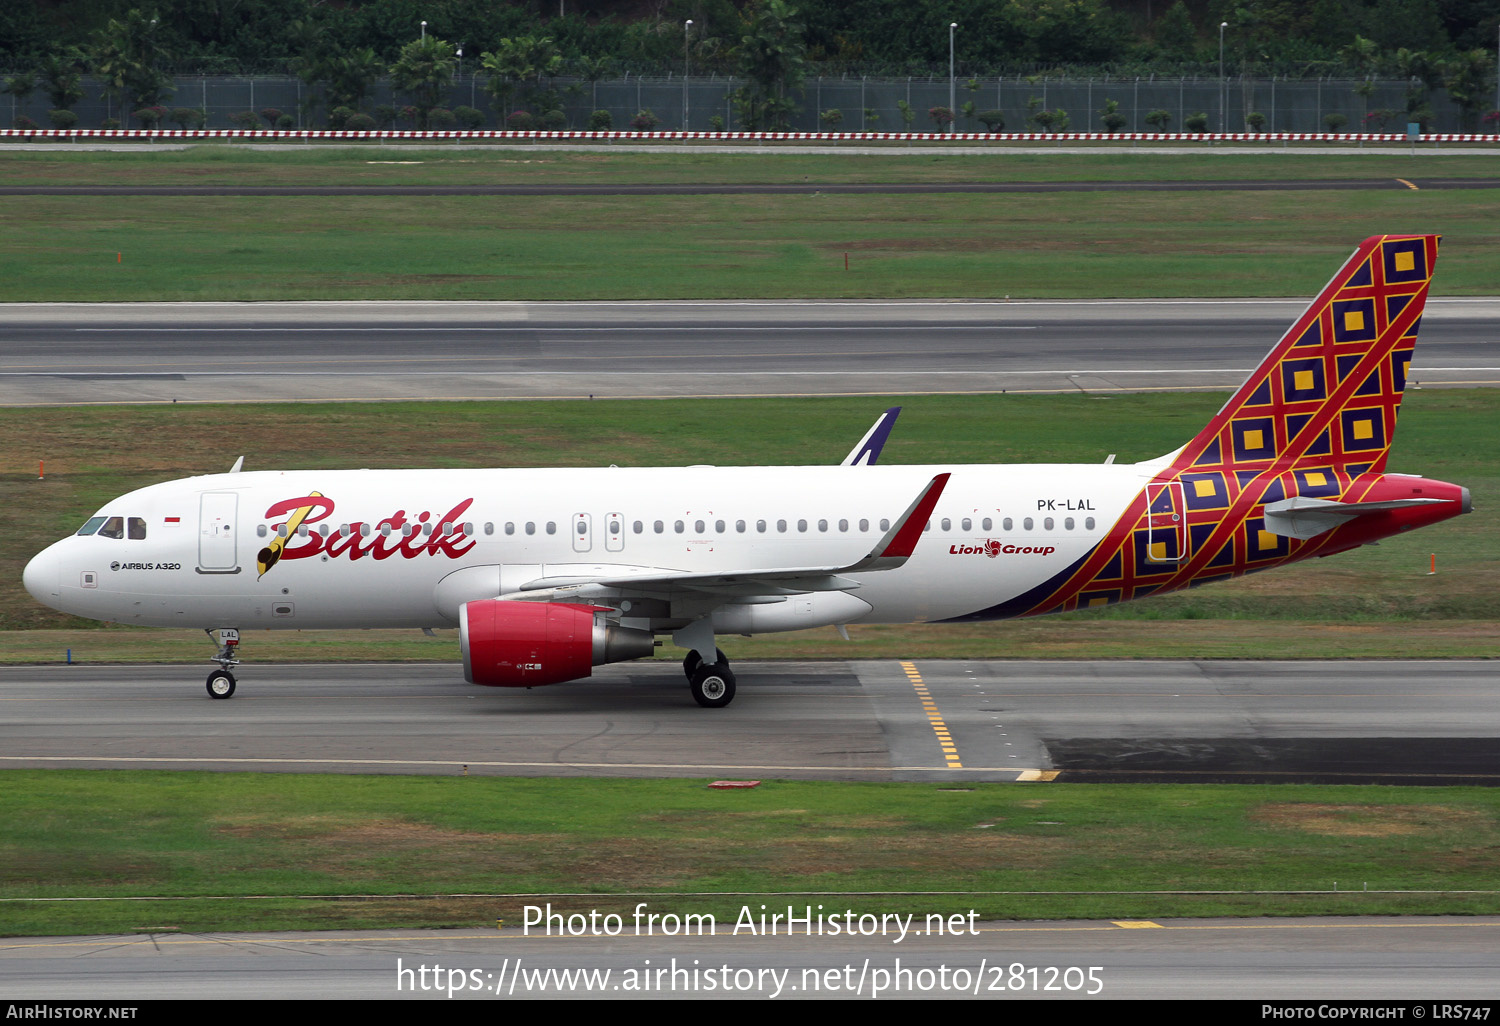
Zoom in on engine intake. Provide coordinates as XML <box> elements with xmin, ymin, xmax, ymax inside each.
<box><xmin>459</xmin><ymin>599</ymin><xmax>654</xmax><ymax>687</ymax></box>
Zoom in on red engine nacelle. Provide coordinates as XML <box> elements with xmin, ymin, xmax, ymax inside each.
<box><xmin>459</xmin><ymin>599</ymin><xmax>654</xmax><ymax>687</ymax></box>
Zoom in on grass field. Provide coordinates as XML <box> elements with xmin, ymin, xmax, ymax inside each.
<box><xmin>1</xmin><ymin>149</ymin><xmax>1498</xmax><ymax>301</ymax></box>
<box><xmin>6</xmin><ymin>391</ymin><xmax>1494</xmax><ymax>659</ymax></box>
<box><xmin>3</xmin><ymin>771</ymin><xmax>1499</xmax><ymax>935</ymax></box>
<box><xmin>5</xmin><ymin>146</ymin><xmax>1500</xmax><ymax>187</ymax></box>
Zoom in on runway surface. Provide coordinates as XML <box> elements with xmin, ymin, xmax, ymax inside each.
<box><xmin>5</xmin><ymin>177</ymin><xmax>1499</xmax><ymax>196</ymax></box>
<box><xmin>4</xmin><ymin>917</ymin><xmax>1498</xmax><ymax>999</ymax></box>
<box><xmin>4</xmin><ymin>298</ymin><xmax>1498</xmax><ymax>404</ymax></box>
<box><xmin>3</xmin><ymin>659</ymin><xmax>1497</xmax><ymax>784</ymax></box>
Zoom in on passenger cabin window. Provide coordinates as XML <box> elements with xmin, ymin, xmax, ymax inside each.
<box><xmin>525</xmin><ymin>522</ymin><xmax>535</xmax><ymax>535</ymax></box>
<box><xmin>76</xmin><ymin>516</ymin><xmax>107</xmax><ymax>536</ymax></box>
<box><xmin>257</xmin><ymin>524</ymin><xmax>267</xmax><ymax>538</ymax></box>
<box><xmin>982</xmin><ymin>517</ymin><xmax>992</xmax><ymax>531</ymax></box>
<box><xmin>961</xmin><ymin>518</ymin><xmax>972</xmax><ymax>531</ymax></box>
<box><xmin>858</xmin><ymin>519</ymin><xmax>869</xmax><ymax>532</ymax></box>
<box><xmin>1003</xmin><ymin>518</ymin><xmax>1013</xmax><ymax>531</ymax></box>
<box><xmin>1086</xmin><ymin>517</ymin><xmax>1096</xmax><ymax>530</ymax></box>
<box><xmin>545</xmin><ymin>522</ymin><xmax>556</xmax><ymax>535</ymax></box>
<box><xmin>695</xmin><ymin>520</ymin><xmax>705</xmax><ymax>533</ymax></box>
<box><xmin>505</xmin><ymin>522</ymin><xmax>515</xmax><ymax>535</ymax></box>
<box><xmin>879</xmin><ymin>519</ymin><xmax>890</xmax><ymax>531</ymax></box>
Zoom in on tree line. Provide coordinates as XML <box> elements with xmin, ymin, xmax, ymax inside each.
<box><xmin>3</xmin><ymin>0</ymin><xmax>1496</xmax><ymax>131</ymax></box>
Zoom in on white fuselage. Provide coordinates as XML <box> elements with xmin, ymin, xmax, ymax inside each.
<box><xmin>24</xmin><ymin>463</ymin><xmax>1151</xmax><ymax>633</ymax></box>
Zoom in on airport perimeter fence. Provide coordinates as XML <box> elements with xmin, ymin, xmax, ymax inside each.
<box><xmin>5</xmin><ymin>127</ymin><xmax>1500</xmax><ymax>147</ymax></box>
<box><xmin>5</xmin><ymin>73</ymin><xmax>1497</xmax><ymax>136</ymax></box>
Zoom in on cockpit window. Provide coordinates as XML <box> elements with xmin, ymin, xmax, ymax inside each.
<box><xmin>76</xmin><ymin>516</ymin><xmax>107</xmax><ymax>536</ymax></box>
<box><xmin>97</xmin><ymin>516</ymin><xmax>125</xmax><ymax>539</ymax></box>
<box><xmin>128</xmin><ymin>517</ymin><xmax>147</xmax><ymax>540</ymax></box>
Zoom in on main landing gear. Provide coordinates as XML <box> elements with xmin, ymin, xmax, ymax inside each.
<box><xmin>205</xmin><ymin>627</ymin><xmax>240</xmax><ymax>699</ymax></box>
<box><xmin>683</xmin><ymin>647</ymin><xmax>736</xmax><ymax>708</ymax></box>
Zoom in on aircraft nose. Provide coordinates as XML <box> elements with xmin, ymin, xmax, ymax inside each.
<box><xmin>23</xmin><ymin>543</ymin><xmax>62</xmax><ymax>609</ymax></box>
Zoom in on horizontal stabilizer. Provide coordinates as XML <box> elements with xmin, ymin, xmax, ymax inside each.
<box><xmin>1263</xmin><ymin>495</ymin><xmax>1452</xmax><ymax>540</ymax></box>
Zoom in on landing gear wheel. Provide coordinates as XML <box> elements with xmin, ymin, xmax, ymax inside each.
<box><xmin>682</xmin><ymin>648</ymin><xmax>728</xmax><ymax>679</ymax></box>
<box><xmin>689</xmin><ymin>664</ymin><xmax>736</xmax><ymax>708</ymax></box>
<box><xmin>206</xmin><ymin>669</ymin><xmax>237</xmax><ymax>699</ymax></box>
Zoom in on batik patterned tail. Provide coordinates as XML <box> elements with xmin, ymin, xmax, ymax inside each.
<box><xmin>1174</xmin><ymin>234</ymin><xmax>1438</xmax><ymax>478</ymax></box>
<box><xmin>942</xmin><ymin>234</ymin><xmax>1446</xmax><ymax>623</ymax></box>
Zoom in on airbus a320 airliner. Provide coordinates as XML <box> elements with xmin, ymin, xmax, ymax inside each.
<box><xmin>24</xmin><ymin>235</ymin><xmax>1469</xmax><ymax>707</ymax></box>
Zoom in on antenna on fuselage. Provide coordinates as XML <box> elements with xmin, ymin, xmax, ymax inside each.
<box><xmin>229</xmin><ymin>456</ymin><xmax>244</xmax><ymax>473</ymax></box>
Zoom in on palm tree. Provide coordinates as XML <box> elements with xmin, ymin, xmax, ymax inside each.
<box><xmin>732</xmin><ymin>0</ymin><xmax>807</xmax><ymax>130</ymax></box>
<box><xmin>37</xmin><ymin>52</ymin><xmax>86</xmax><ymax>112</ymax></box>
<box><xmin>1441</xmin><ymin>49</ymin><xmax>1492</xmax><ymax>131</ymax></box>
<box><xmin>3</xmin><ymin>73</ymin><xmax>37</xmax><ymax>124</ymax></box>
<box><xmin>576</xmin><ymin>54</ymin><xmax>612</xmax><ymax>110</ymax></box>
<box><xmin>89</xmin><ymin>10</ymin><xmax>172</xmax><ymax>124</ymax></box>
<box><xmin>481</xmin><ymin>35</ymin><xmax>562</xmax><ymax>117</ymax></box>
<box><xmin>1340</xmin><ymin>35</ymin><xmax>1381</xmax><ymax>130</ymax></box>
<box><xmin>326</xmin><ymin>48</ymin><xmax>383</xmax><ymax>113</ymax></box>
<box><xmin>390</xmin><ymin>36</ymin><xmax>458</xmax><ymax>129</ymax></box>
<box><xmin>1390</xmin><ymin>47</ymin><xmax>1439</xmax><ymax>129</ymax></box>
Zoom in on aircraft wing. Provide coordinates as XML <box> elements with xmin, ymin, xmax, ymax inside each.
<box><xmin>512</xmin><ymin>472</ymin><xmax>950</xmax><ymax>602</ymax></box>
<box><xmin>840</xmin><ymin>407</ymin><xmax>901</xmax><ymax>466</ymax></box>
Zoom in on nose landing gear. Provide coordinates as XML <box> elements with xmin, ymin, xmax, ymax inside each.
<box><xmin>206</xmin><ymin>668</ymin><xmax>236</xmax><ymax>699</ymax></box>
<box><xmin>205</xmin><ymin>627</ymin><xmax>240</xmax><ymax>699</ymax></box>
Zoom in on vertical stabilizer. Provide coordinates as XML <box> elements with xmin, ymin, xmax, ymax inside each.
<box><xmin>1173</xmin><ymin>234</ymin><xmax>1438</xmax><ymax>477</ymax></box>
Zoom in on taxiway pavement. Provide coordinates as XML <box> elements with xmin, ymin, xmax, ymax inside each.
<box><xmin>3</xmin><ymin>917</ymin><xmax>1498</xmax><ymax>999</ymax></box>
<box><xmin>3</xmin><ymin>299</ymin><xmax>1498</xmax><ymax>405</ymax></box>
<box><xmin>3</xmin><ymin>659</ymin><xmax>1496</xmax><ymax>784</ymax></box>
